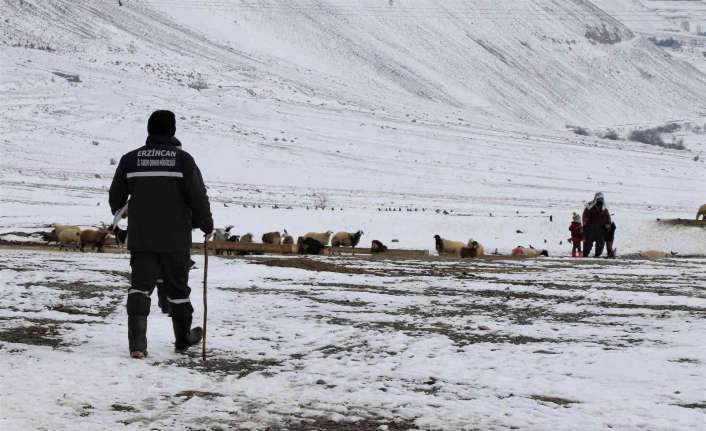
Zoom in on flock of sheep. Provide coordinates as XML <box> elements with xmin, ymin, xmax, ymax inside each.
<box><xmin>38</xmin><ymin>202</ymin><xmax>706</xmax><ymax>257</ymax></box>
<box><xmin>42</xmin><ymin>223</ymin><xmax>113</xmax><ymax>252</ymax></box>
<box><xmin>213</xmin><ymin>226</ymin><xmax>368</xmax><ymax>254</ymax></box>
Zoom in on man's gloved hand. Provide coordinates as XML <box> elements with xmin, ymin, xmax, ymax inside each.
<box><xmin>200</xmin><ymin>218</ymin><xmax>214</xmax><ymax>236</ymax></box>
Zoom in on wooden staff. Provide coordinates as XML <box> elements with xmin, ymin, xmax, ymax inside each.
<box><xmin>202</xmin><ymin>235</ymin><xmax>209</xmax><ymax>361</ymax></box>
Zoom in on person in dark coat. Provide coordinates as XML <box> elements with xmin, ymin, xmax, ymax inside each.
<box><xmin>109</xmin><ymin>110</ymin><xmax>213</xmax><ymax>358</ymax></box>
<box><xmin>582</xmin><ymin>192</ymin><xmax>611</xmax><ymax>257</ymax></box>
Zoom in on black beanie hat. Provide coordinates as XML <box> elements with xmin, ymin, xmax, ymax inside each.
<box><xmin>147</xmin><ymin>110</ymin><xmax>176</xmax><ymax>137</ymax></box>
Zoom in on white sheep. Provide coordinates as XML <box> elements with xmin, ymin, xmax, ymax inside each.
<box><xmin>640</xmin><ymin>250</ymin><xmax>676</xmax><ymax>259</ymax></box>
<box><xmin>58</xmin><ymin>227</ymin><xmax>81</xmax><ymax>250</ymax></box>
<box><xmin>302</xmin><ymin>231</ymin><xmax>333</xmax><ymax>246</ymax></box>
<box><xmin>331</xmin><ymin>230</ymin><xmax>364</xmax><ymax>248</ymax></box>
<box><xmin>511</xmin><ymin>246</ymin><xmax>549</xmax><ymax>257</ymax></box>
<box><xmin>51</xmin><ymin>223</ymin><xmax>80</xmax><ymax>237</ymax></box>
<box><xmin>434</xmin><ymin>235</ymin><xmax>465</xmax><ymax>256</ymax></box>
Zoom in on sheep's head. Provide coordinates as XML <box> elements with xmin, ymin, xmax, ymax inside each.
<box><xmin>433</xmin><ymin>235</ymin><xmax>443</xmax><ymax>252</ymax></box>
<box><xmin>225</xmin><ymin>225</ymin><xmax>234</xmax><ymax>232</ymax></box>
<box><xmin>540</xmin><ymin>250</ymin><xmax>549</xmax><ymax>257</ymax></box>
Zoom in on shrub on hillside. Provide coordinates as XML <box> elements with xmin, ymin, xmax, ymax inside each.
<box><xmin>649</xmin><ymin>37</ymin><xmax>682</xmax><ymax>49</ymax></box>
<box><xmin>569</xmin><ymin>126</ymin><xmax>590</xmax><ymax>136</ymax></box>
<box><xmin>601</xmin><ymin>129</ymin><xmax>620</xmax><ymax>140</ymax></box>
<box><xmin>628</xmin><ymin>127</ymin><xmax>685</xmax><ymax>150</ymax></box>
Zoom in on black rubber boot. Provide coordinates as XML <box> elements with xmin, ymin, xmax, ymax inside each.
<box><xmin>128</xmin><ymin>315</ymin><xmax>148</xmax><ymax>358</ymax></box>
<box><xmin>172</xmin><ymin>317</ymin><xmax>202</xmax><ymax>353</ymax></box>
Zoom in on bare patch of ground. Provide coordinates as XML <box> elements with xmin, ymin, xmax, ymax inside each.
<box><xmin>0</xmin><ymin>319</ymin><xmax>68</xmax><ymax>348</ymax></box>
<box><xmin>263</xmin><ymin>417</ymin><xmax>419</xmax><ymax>431</ymax></box>
<box><xmin>530</xmin><ymin>394</ymin><xmax>580</xmax><ymax>406</ymax></box>
<box><xmin>161</xmin><ymin>352</ymin><xmax>282</xmax><ymax>378</ymax></box>
<box><xmin>254</xmin><ymin>258</ymin><xmax>379</xmax><ymax>275</ymax></box>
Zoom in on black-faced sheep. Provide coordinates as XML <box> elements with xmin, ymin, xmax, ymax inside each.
<box><xmin>262</xmin><ymin>231</ymin><xmax>282</xmax><ymax>244</ymax></box>
<box><xmin>331</xmin><ymin>230</ymin><xmax>363</xmax><ymax>248</ymax></box>
<box><xmin>697</xmin><ymin>204</ymin><xmax>706</xmax><ymax>221</ymax></box>
<box><xmin>213</xmin><ymin>225</ymin><xmax>234</xmax><ymax>241</ymax></box>
<box><xmin>460</xmin><ymin>240</ymin><xmax>485</xmax><ymax>258</ymax></box>
<box><xmin>302</xmin><ymin>231</ymin><xmax>333</xmax><ymax>246</ymax></box>
<box><xmin>40</xmin><ymin>230</ymin><xmax>59</xmax><ymax>244</ymax></box>
<box><xmin>112</xmin><ymin>226</ymin><xmax>128</xmax><ymax>247</ymax></box>
<box><xmin>370</xmin><ymin>240</ymin><xmax>388</xmax><ymax>254</ymax></box>
<box><xmin>58</xmin><ymin>227</ymin><xmax>81</xmax><ymax>250</ymax></box>
<box><xmin>434</xmin><ymin>235</ymin><xmax>465</xmax><ymax>256</ymax></box>
<box><xmin>80</xmin><ymin>228</ymin><xmax>112</xmax><ymax>252</ymax></box>
<box><xmin>297</xmin><ymin>237</ymin><xmax>324</xmax><ymax>255</ymax></box>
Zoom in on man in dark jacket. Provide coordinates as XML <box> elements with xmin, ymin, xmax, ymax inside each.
<box><xmin>582</xmin><ymin>192</ymin><xmax>611</xmax><ymax>258</ymax></box>
<box><xmin>109</xmin><ymin>110</ymin><xmax>213</xmax><ymax>358</ymax></box>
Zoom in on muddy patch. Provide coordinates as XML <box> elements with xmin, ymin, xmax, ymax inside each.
<box><xmin>254</xmin><ymin>258</ymin><xmax>378</xmax><ymax>275</ymax></box>
<box><xmin>530</xmin><ymin>394</ymin><xmax>580</xmax><ymax>406</ymax></box>
<box><xmin>160</xmin><ymin>353</ymin><xmax>282</xmax><ymax>378</ymax></box>
<box><xmin>264</xmin><ymin>417</ymin><xmax>418</xmax><ymax>431</ymax></box>
<box><xmin>0</xmin><ymin>319</ymin><xmax>69</xmax><ymax>348</ymax></box>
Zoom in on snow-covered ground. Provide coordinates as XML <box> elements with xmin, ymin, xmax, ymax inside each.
<box><xmin>1</xmin><ymin>250</ymin><xmax>705</xmax><ymax>430</ymax></box>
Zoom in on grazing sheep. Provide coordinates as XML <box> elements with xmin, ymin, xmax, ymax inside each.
<box><xmin>51</xmin><ymin>223</ymin><xmax>80</xmax><ymax>239</ymax></box>
<box><xmin>297</xmin><ymin>237</ymin><xmax>324</xmax><ymax>255</ymax></box>
<box><xmin>262</xmin><ymin>231</ymin><xmax>282</xmax><ymax>244</ymax></box>
<box><xmin>302</xmin><ymin>231</ymin><xmax>333</xmax><ymax>246</ymax></box>
<box><xmin>640</xmin><ymin>250</ymin><xmax>676</xmax><ymax>259</ymax></box>
<box><xmin>460</xmin><ymin>240</ymin><xmax>485</xmax><ymax>258</ymax></box>
<box><xmin>213</xmin><ymin>225</ymin><xmax>234</xmax><ymax>241</ymax></box>
<box><xmin>697</xmin><ymin>204</ymin><xmax>706</xmax><ymax>221</ymax></box>
<box><xmin>58</xmin><ymin>227</ymin><xmax>81</xmax><ymax>250</ymax></box>
<box><xmin>331</xmin><ymin>230</ymin><xmax>364</xmax><ymax>248</ymax></box>
<box><xmin>511</xmin><ymin>246</ymin><xmax>549</xmax><ymax>257</ymax></box>
<box><xmin>80</xmin><ymin>228</ymin><xmax>112</xmax><ymax>252</ymax></box>
<box><xmin>370</xmin><ymin>240</ymin><xmax>388</xmax><ymax>254</ymax></box>
<box><xmin>240</xmin><ymin>233</ymin><xmax>253</xmax><ymax>243</ymax></box>
<box><xmin>433</xmin><ymin>235</ymin><xmax>465</xmax><ymax>256</ymax></box>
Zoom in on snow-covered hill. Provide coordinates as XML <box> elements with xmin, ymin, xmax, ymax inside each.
<box><xmin>1</xmin><ymin>0</ymin><xmax>705</xmax><ymax>254</ymax></box>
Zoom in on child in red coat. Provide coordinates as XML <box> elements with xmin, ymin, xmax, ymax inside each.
<box><xmin>569</xmin><ymin>213</ymin><xmax>583</xmax><ymax>257</ymax></box>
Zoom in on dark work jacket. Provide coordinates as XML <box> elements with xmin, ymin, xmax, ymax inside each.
<box><xmin>109</xmin><ymin>136</ymin><xmax>213</xmax><ymax>252</ymax></box>
<box><xmin>582</xmin><ymin>205</ymin><xmax>611</xmax><ymax>227</ymax></box>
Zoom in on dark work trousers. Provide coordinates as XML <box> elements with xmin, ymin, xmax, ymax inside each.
<box><xmin>128</xmin><ymin>252</ymin><xmax>194</xmax><ymax>320</ymax></box>
<box><xmin>583</xmin><ymin>225</ymin><xmax>606</xmax><ymax>257</ymax></box>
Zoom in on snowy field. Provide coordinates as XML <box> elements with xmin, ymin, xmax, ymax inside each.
<box><xmin>1</xmin><ymin>249</ymin><xmax>705</xmax><ymax>430</ymax></box>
